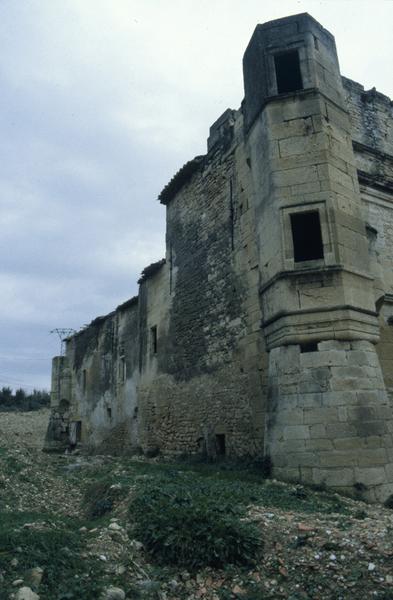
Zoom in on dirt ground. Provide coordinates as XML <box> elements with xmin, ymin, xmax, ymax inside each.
<box><xmin>1</xmin><ymin>411</ymin><xmax>393</xmax><ymax>600</ymax></box>
<box><xmin>0</xmin><ymin>409</ymin><xmax>50</xmax><ymax>449</ymax></box>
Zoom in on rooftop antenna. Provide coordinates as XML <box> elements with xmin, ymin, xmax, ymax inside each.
<box><xmin>50</xmin><ymin>328</ymin><xmax>76</xmax><ymax>356</ymax></box>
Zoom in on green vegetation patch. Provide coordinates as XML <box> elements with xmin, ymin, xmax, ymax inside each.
<box><xmin>1</xmin><ymin>453</ymin><xmax>25</xmax><ymax>476</ymax></box>
<box><xmin>130</xmin><ymin>472</ymin><xmax>263</xmax><ymax>570</ymax></box>
<box><xmin>128</xmin><ymin>464</ymin><xmax>350</xmax><ymax>570</ymax></box>
<box><xmin>83</xmin><ymin>478</ymin><xmax>128</xmax><ymax>519</ymax></box>
<box><xmin>0</xmin><ymin>510</ymin><xmax>104</xmax><ymax>599</ymax></box>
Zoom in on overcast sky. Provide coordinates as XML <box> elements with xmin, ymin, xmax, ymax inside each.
<box><xmin>1</xmin><ymin>0</ymin><xmax>392</xmax><ymax>392</ymax></box>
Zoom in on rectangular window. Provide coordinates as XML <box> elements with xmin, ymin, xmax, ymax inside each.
<box><xmin>290</xmin><ymin>211</ymin><xmax>324</xmax><ymax>262</ymax></box>
<box><xmin>274</xmin><ymin>50</ymin><xmax>303</xmax><ymax>94</ymax></box>
<box><xmin>119</xmin><ymin>355</ymin><xmax>126</xmax><ymax>382</ymax></box>
<box><xmin>82</xmin><ymin>369</ymin><xmax>87</xmax><ymax>393</ymax></box>
<box><xmin>70</xmin><ymin>420</ymin><xmax>82</xmax><ymax>445</ymax></box>
<box><xmin>300</xmin><ymin>342</ymin><xmax>319</xmax><ymax>353</ymax></box>
<box><xmin>215</xmin><ymin>434</ymin><xmax>226</xmax><ymax>456</ymax></box>
<box><xmin>75</xmin><ymin>421</ymin><xmax>82</xmax><ymax>442</ymax></box>
<box><xmin>151</xmin><ymin>325</ymin><xmax>158</xmax><ymax>354</ymax></box>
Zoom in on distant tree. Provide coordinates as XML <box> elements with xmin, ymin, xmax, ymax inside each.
<box><xmin>15</xmin><ymin>388</ymin><xmax>27</xmax><ymax>408</ymax></box>
<box><xmin>0</xmin><ymin>387</ymin><xmax>50</xmax><ymax>411</ymax></box>
<box><xmin>0</xmin><ymin>387</ymin><xmax>13</xmax><ymax>407</ymax></box>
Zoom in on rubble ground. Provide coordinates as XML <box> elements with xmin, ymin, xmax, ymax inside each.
<box><xmin>1</xmin><ymin>410</ymin><xmax>393</xmax><ymax>600</ymax></box>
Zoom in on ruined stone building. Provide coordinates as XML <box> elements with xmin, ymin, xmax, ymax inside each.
<box><xmin>46</xmin><ymin>13</ymin><xmax>393</xmax><ymax>502</ymax></box>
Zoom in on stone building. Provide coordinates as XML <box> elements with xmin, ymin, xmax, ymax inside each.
<box><xmin>45</xmin><ymin>13</ymin><xmax>393</xmax><ymax>502</ymax></box>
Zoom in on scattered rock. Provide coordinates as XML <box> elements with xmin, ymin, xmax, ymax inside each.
<box><xmin>232</xmin><ymin>584</ymin><xmax>245</xmax><ymax>595</ymax></box>
<box><xmin>298</xmin><ymin>523</ymin><xmax>314</xmax><ymax>532</ymax></box>
<box><xmin>109</xmin><ymin>483</ymin><xmax>122</xmax><ymax>491</ymax></box>
<box><xmin>115</xmin><ymin>565</ymin><xmax>126</xmax><ymax>575</ymax></box>
<box><xmin>15</xmin><ymin>587</ymin><xmax>40</xmax><ymax>600</ymax></box>
<box><xmin>101</xmin><ymin>586</ymin><xmax>125</xmax><ymax>600</ymax></box>
<box><xmin>25</xmin><ymin>567</ymin><xmax>43</xmax><ymax>587</ymax></box>
<box><xmin>108</xmin><ymin>522</ymin><xmax>121</xmax><ymax>531</ymax></box>
<box><xmin>168</xmin><ymin>579</ymin><xmax>179</xmax><ymax>590</ymax></box>
<box><xmin>130</xmin><ymin>539</ymin><xmax>143</xmax><ymax>551</ymax></box>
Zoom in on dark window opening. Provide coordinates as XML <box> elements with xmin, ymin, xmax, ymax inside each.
<box><xmin>274</xmin><ymin>50</ymin><xmax>303</xmax><ymax>94</ymax></box>
<box><xmin>151</xmin><ymin>325</ymin><xmax>158</xmax><ymax>354</ymax></box>
<box><xmin>82</xmin><ymin>369</ymin><xmax>87</xmax><ymax>393</ymax></box>
<box><xmin>215</xmin><ymin>434</ymin><xmax>226</xmax><ymax>456</ymax></box>
<box><xmin>120</xmin><ymin>356</ymin><xmax>126</xmax><ymax>382</ymax></box>
<box><xmin>313</xmin><ymin>35</ymin><xmax>319</xmax><ymax>50</ymax></box>
<box><xmin>300</xmin><ymin>342</ymin><xmax>319</xmax><ymax>353</ymax></box>
<box><xmin>107</xmin><ymin>407</ymin><xmax>112</xmax><ymax>420</ymax></box>
<box><xmin>229</xmin><ymin>178</ymin><xmax>235</xmax><ymax>251</ymax></box>
<box><xmin>70</xmin><ymin>421</ymin><xmax>82</xmax><ymax>446</ymax></box>
<box><xmin>290</xmin><ymin>211</ymin><xmax>324</xmax><ymax>262</ymax></box>
<box><xmin>197</xmin><ymin>437</ymin><xmax>206</xmax><ymax>455</ymax></box>
<box><xmin>59</xmin><ymin>399</ymin><xmax>70</xmax><ymax>413</ymax></box>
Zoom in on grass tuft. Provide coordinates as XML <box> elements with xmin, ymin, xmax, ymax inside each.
<box><xmin>130</xmin><ymin>474</ymin><xmax>263</xmax><ymax>569</ymax></box>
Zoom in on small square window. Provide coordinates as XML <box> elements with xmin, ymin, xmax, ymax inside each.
<box><xmin>290</xmin><ymin>211</ymin><xmax>324</xmax><ymax>262</ymax></box>
<box><xmin>300</xmin><ymin>342</ymin><xmax>319</xmax><ymax>353</ymax></box>
<box><xmin>274</xmin><ymin>50</ymin><xmax>303</xmax><ymax>94</ymax></box>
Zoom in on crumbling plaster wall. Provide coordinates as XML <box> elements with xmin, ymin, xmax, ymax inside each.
<box><xmin>67</xmin><ymin>300</ymin><xmax>140</xmax><ymax>452</ymax></box>
<box><xmin>44</xmin><ymin>356</ymin><xmax>72</xmax><ymax>451</ymax></box>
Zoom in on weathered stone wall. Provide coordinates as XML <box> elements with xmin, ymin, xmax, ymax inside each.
<box><xmin>44</xmin><ymin>356</ymin><xmax>72</xmax><ymax>451</ymax></box>
<box><xmin>137</xmin><ymin>137</ymin><xmax>267</xmax><ymax>458</ymax></box>
<box><xmin>343</xmin><ymin>77</ymin><xmax>393</xmax><ymax>158</ymax></box>
<box><xmin>266</xmin><ymin>341</ymin><xmax>393</xmax><ymax>502</ymax></box>
<box><xmin>358</xmin><ymin>189</ymin><xmax>393</xmax><ymax>398</ymax></box>
<box><xmin>64</xmin><ymin>299</ymin><xmax>140</xmax><ymax>452</ymax></box>
<box><xmin>345</xmin><ymin>77</ymin><xmax>393</xmax><ymax>401</ymax></box>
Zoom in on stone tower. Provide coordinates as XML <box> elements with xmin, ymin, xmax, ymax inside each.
<box><xmin>242</xmin><ymin>13</ymin><xmax>393</xmax><ymax>501</ymax></box>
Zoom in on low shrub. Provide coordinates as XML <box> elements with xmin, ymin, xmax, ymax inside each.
<box><xmin>129</xmin><ymin>476</ymin><xmax>263</xmax><ymax>569</ymax></box>
<box><xmin>0</xmin><ymin>511</ymin><xmax>103</xmax><ymax>598</ymax></box>
<box><xmin>83</xmin><ymin>479</ymin><xmax>126</xmax><ymax>518</ymax></box>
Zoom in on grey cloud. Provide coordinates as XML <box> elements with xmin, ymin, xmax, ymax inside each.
<box><xmin>0</xmin><ymin>0</ymin><xmax>392</xmax><ymax>391</ymax></box>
